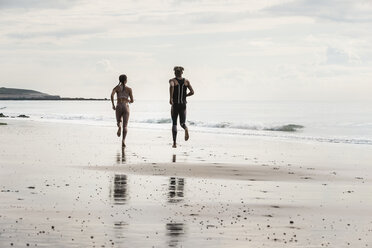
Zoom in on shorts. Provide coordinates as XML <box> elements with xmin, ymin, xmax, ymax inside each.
<box><xmin>171</xmin><ymin>103</ymin><xmax>186</xmax><ymax>126</ymax></box>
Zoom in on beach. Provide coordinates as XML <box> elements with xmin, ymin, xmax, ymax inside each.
<box><xmin>2</xmin><ymin>0</ymin><xmax>372</xmax><ymax>246</ymax></box>
<box><xmin>0</xmin><ymin>118</ymin><xmax>371</xmax><ymax>247</ymax></box>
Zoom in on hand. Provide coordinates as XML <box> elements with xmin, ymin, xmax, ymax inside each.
<box><xmin>112</xmin><ymin>105</ymin><xmax>116</xmax><ymax>110</ymax></box>
<box><xmin>169</xmin><ymin>99</ymin><xmax>173</xmax><ymax>105</ymax></box>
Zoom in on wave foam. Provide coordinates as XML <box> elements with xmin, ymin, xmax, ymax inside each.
<box><xmin>187</xmin><ymin>121</ymin><xmax>303</xmax><ymax>132</ymax></box>
<box><xmin>264</xmin><ymin>124</ymin><xmax>304</xmax><ymax>132</ymax></box>
<box><xmin>139</xmin><ymin>119</ymin><xmax>304</xmax><ymax>132</ymax></box>
<box><xmin>139</xmin><ymin>118</ymin><xmax>172</xmax><ymax>124</ymax></box>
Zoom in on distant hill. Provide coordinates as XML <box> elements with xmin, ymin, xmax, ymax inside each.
<box><xmin>0</xmin><ymin>87</ymin><xmax>61</xmax><ymax>100</ymax></box>
<box><xmin>0</xmin><ymin>87</ymin><xmax>107</xmax><ymax>100</ymax></box>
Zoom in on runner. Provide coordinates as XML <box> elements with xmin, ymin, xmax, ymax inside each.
<box><xmin>169</xmin><ymin>66</ymin><xmax>194</xmax><ymax>148</ymax></box>
<box><xmin>111</xmin><ymin>74</ymin><xmax>134</xmax><ymax>147</ymax></box>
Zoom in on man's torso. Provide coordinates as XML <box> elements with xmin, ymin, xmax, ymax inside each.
<box><xmin>172</xmin><ymin>78</ymin><xmax>187</xmax><ymax>104</ymax></box>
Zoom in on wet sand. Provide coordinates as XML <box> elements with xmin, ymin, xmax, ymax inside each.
<box><xmin>1</xmin><ymin>119</ymin><xmax>372</xmax><ymax>247</ymax></box>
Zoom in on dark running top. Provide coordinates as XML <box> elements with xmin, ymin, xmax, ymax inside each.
<box><xmin>173</xmin><ymin>78</ymin><xmax>187</xmax><ymax>104</ymax></box>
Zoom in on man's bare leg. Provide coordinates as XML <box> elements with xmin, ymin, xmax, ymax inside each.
<box><xmin>181</xmin><ymin>123</ymin><xmax>189</xmax><ymax>141</ymax></box>
<box><xmin>172</xmin><ymin>125</ymin><xmax>177</xmax><ymax>148</ymax></box>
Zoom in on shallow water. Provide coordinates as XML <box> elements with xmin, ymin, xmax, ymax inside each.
<box><xmin>1</xmin><ymin>100</ymin><xmax>372</xmax><ymax>145</ymax></box>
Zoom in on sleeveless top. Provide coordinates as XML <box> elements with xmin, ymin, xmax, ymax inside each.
<box><xmin>173</xmin><ymin>78</ymin><xmax>187</xmax><ymax>104</ymax></box>
<box><xmin>117</xmin><ymin>84</ymin><xmax>129</xmax><ymax>100</ymax></box>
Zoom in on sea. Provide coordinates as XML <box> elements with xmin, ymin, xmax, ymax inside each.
<box><xmin>1</xmin><ymin>100</ymin><xmax>372</xmax><ymax>146</ymax></box>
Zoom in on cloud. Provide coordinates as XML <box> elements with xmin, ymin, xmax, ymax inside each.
<box><xmin>1</xmin><ymin>0</ymin><xmax>372</xmax><ymax>101</ymax></box>
<box><xmin>326</xmin><ymin>46</ymin><xmax>362</xmax><ymax>65</ymax></box>
<box><xmin>95</xmin><ymin>59</ymin><xmax>114</xmax><ymax>73</ymax></box>
<box><xmin>265</xmin><ymin>0</ymin><xmax>372</xmax><ymax>23</ymax></box>
<box><xmin>0</xmin><ymin>0</ymin><xmax>313</xmax><ymax>44</ymax></box>
<box><xmin>7</xmin><ymin>27</ymin><xmax>106</xmax><ymax>40</ymax></box>
<box><xmin>0</xmin><ymin>0</ymin><xmax>80</xmax><ymax>9</ymax></box>
<box><xmin>326</xmin><ymin>47</ymin><xmax>348</xmax><ymax>64</ymax></box>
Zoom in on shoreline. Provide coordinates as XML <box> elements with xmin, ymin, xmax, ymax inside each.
<box><xmin>1</xmin><ymin>117</ymin><xmax>372</xmax><ymax>148</ymax></box>
<box><xmin>0</xmin><ymin>98</ymin><xmax>109</xmax><ymax>101</ymax></box>
<box><xmin>2</xmin><ymin>100</ymin><xmax>372</xmax><ymax>147</ymax></box>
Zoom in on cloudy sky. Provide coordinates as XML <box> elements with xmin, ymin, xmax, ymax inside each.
<box><xmin>0</xmin><ymin>0</ymin><xmax>371</xmax><ymax>101</ymax></box>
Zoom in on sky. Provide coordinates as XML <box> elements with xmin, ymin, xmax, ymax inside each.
<box><xmin>0</xmin><ymin>0</ymin><xmax>372</xmax><ymax>101</ymax></box>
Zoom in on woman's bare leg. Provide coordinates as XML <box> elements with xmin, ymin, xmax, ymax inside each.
<box><xmin>117</xmin><ymin>121</ymin><xmax>121</xmax><ymax>137</ymax></box>
<box><xmin>122</xmin><ymin>104</ymin><xmax>130</xmax><ymax>147</ymax></box>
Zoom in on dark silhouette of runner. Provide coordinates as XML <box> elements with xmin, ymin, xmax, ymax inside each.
<box><xmin>169</xmin><ymin>66</ymin><xmax>194</xmax><ymax>148</ymax></box>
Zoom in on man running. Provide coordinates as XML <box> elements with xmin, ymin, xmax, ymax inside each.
<box><xmin>169</xmin><ymin>66</ymin><xmax>194</xmax><ymax>148</ymax></box>
<box><xmin>111</xmin><ymin>74</ymin><xmax>134</xmax><ymax>147</ymax></box>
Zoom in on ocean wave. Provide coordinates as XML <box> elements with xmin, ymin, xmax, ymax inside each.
<box><xmin>139</xmin><ymin>118</ymin><xmax>172</xmax><ymax>124</ymax></box>
<box><xmin>36</xmin><ymin>114</ymin><xmax>105</xmax><ymax>122</ymax></box>
<box><xmin>138</xmin><ymin>119</ymin><xmax>304</xmax><ymax>132</ymax></box>
<box><xmin>3</xmin><ymin>113</ymin><xmax>371</xmax><ymax>145</ymax></box>
<box><xmin>187</xmin><ymin>121</ymin><xmax>303</xmax><ymax>132</ymax></box>
<box><xmin>264</xmin><ymin>124</ymin><xmax>304</xmax><ymax>132</ymax></box>
<box><xmin>185</xmin><ymin>125</ymin><xmax>372</xmax><ymax>145</ymax></box>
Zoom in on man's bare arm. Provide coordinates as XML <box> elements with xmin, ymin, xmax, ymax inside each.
<box><xmin>111</xmin><ymin>87</ymin><xmax>117</xmax><ymax>110</ymax></box>
<box><xmin>186</xmin><ymin>80</ymin><xmax>194</xmax><ymax>97</ymax></box>
<box><xmin>169</xmin><ymin>80</ymin><xmax>175</xmax><ymax>105</ymax></box>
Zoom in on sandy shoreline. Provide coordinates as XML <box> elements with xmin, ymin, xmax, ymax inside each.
<box><xmin>1</xmin><ymin>119</ymin><xmax>372</xmax><ymax>247</ymax></box>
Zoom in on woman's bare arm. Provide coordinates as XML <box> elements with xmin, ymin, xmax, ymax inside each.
<box><xmin>111</xmin><ymin>87</ymin><xmax>117</xmax><ymax>110</ymax></box>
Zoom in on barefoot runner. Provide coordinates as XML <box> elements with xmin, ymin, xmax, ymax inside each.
<box><xmin>169</xmin><ymin>66</ymin><xmax>194</xmax><ymax>148</ymax></box>
<box><xmin>111</xmin><ymin>74</ymin><xmax>134</xmax><ymax>147</ymax></box>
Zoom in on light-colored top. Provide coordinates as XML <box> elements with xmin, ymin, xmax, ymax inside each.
<box><xmin>117</xmin><ymin>85</ymin><xmax>130</xmax><ymax>100</ymax></box>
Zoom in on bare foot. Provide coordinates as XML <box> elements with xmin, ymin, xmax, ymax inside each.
<box><xmin>117</xmin><ymin>126</ymin><xmax>121</xmax><ymax>137</ymax></box>
<box><xmin>172</xmin><ymin>143</ymin><xmax>177</xmax><ymax>148</ymax></box>
<box><xmin>185</xmin><ymin>128</ymin><xmax>189</xmax><ymax>141</ymax></box>
<box><xmin>122</xmin><ymin>141</ymin><xmax>126</xmax><ymax>148</ymax></box>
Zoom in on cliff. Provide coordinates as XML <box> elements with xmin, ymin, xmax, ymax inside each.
<box><xmin>0</xmin><ymin>87</ymin><xmax>107</xmax><ymax>100</ymax></box>
<box><xmin>0</xmin><ymin>87</ymin><xmax>61</xmax><ymax>100</ymax></box>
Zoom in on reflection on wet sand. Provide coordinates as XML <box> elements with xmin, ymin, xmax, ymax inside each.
<box><xmin>113</xmin><ymin>221</ymin><xmax>128</xmax><ymax>240</ymax></box>
<box><xmin>116</xmin><ymin>147</ymin><xmax>126</xmax><ymax>164</ymax></box>
<box><xmin>172</xmin><ymin>154</ymin><xmax>176</xmax><ymax>163</ymax></box>
<box><xmin>168</xmin><ymin>177</ymin><xmax>185</xmax><ymax>203</ymax></box>
<box><xmin>110</xmin><ymin>174</ymin><xmax>128</xmax><ymax>205</ymax></box>
<box><xmin>166</xmin><ymin>223</ymin><xmax>185</xmax><ymax>247</ymax></box>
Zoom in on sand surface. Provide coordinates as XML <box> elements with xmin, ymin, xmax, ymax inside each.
<box><xmin>1</xmin><ymin>119</ymin><xmax>372</xmax><ymax>247</ymax></box>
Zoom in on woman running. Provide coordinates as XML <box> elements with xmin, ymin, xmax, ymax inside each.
<box><xmin>111</xmin><ymin>74</ymin><xmax>134</xmax><ymax>147</ymax></box>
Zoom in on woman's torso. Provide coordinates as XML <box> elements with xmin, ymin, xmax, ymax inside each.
<box><xmin>117</xmin><ymin>85</ymin><xmax>130</xmax><ymax>104</ymax></box>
